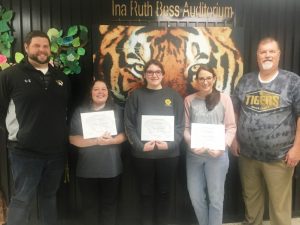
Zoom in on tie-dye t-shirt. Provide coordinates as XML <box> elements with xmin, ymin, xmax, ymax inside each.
<box><xmin>232</xmin><ymin>69</ymin><xmax>300</xmax><ymax>162</ymax></box>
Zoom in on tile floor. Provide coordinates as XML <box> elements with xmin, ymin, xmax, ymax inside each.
<box><xmin>224</xmin><ymin>218</ymin><xmax>300</xmax><ymax>225</ymax></box>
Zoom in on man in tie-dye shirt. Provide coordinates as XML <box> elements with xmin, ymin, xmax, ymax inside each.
<box><xmin>232</xmin><ymin>37</ymin><xmax>300</xmax><ymax>225</ymax></box>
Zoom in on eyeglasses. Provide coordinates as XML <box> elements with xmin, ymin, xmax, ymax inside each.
<box><xmin>197</xmin><ymin>76</ymin><xmax>214</xmax><ymax>83</ymax></box>
<box><xmin>146</xmin><ymin>70</ymin><xmax>162</xmax><ymax>76</ymax></box>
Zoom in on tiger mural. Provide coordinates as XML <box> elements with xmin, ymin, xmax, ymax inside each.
<box><xmin>95</xmin><ymin>25</ymin><xmax>243</xmax><ymax>104</ymax></box>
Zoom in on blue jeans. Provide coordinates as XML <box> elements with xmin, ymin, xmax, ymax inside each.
<box><xmin>7</xmin><ymin>147</ymin><xmax>65</xmax><ymax>225</ymax></box>
<box><xmin>186</xmin><ymin>151</ymin><xmax>229</xmax><ymax>225</ymax></box>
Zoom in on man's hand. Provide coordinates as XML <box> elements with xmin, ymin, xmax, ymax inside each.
<box><xmin>285</xmin><ymin>146</ymin><xmax>300</xmax><ymax>167</ymax></box>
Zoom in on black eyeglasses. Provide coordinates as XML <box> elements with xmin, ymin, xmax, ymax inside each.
<box><xmin>197</xmin><ymin>76</ymin><xmax>214</xmax><ymax>83</ymax></box>
<box><xmin>146</xmin><ymin>70</ymin><xmax>162</xmax><ymax>76</ymax></box>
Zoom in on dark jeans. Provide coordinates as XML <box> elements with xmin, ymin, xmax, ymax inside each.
<box><xmin>7</xmin><ymin>148</ymin><xmax>65</xmax><ymax>225</ymax></box>
<box><xmin>133</xmin><ymin>157</ymin><xmax>179</xmax><ymax>225</ymax></box>
<box><xmin>77</xmin><ymin>176</ymin><xmax>120</xmax><ymax>225</ymax></box>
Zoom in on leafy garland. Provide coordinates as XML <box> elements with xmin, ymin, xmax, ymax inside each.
<box><xmin>0</xmin><ymin>5</ymin><xmax>88</xmax><ymax>75</ymax></box>
<box><xmin>47</xmin><ymin>25</ymin><xmax>88</xmax><ymax>75</ymax></box>
<box><xmin>0</xmin><ymin>5</ymin><xmax>22</xmax><ymax>70</ymax></box>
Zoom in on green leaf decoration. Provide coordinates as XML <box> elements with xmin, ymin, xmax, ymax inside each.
<box><xmin>63</xmin><ymin>67</ymin><xmax>71</xmax><ymax>75</ymax></box>
<box><xmin>67</xmin><ymin>53</ymin><xmax>76</xmax><ymax>62</ymax></box>
<box><xmin>80</xmin><ymin>31</ymin><xmax>88</xmax><ymax>42</ymax></box>
<box><xmin>51</xmin><ymin>43</ymin><xmax>59</xmax><ymax>53</ymax></box>
<box><xmin>46</xmin><ymin>24</ymin><xmax>88</xmax><ymax>75</ymax></box>
<box><xmin>62</xmin><ymin>36</ymin><xmax>73</xmax><ymax>45</ymax></box>
<box><xmin>50</xmin><ymin>36</ymin><xmax>57</xmax><ymax>43</ymax></box>
<box><xmin>8</xmin><ymin>34</ymin><xmax>13</xmax><ymax>42</ymax></box>
<box><xmin>0</xmin><ymin>6</ymin><xmax>16</xmax><ymax>66</ymax></box>
<box><xmin>1</xmin><ymin>32</ymin><xmax>9</xmax><ymax>40</ymax></box>
<box><xmin>47</xmin><ymin>28</ymin><xmax>60</xmax><ymax>39</ymax></box>
<box><xmin>0</xmin><ymin>62</ymin><xmax>10</xmax><ymax>70</ymax></box>
<box><xmin>1</xmin><ymin>48</ymin><xmax>10</xmax><ymax>58</ymax></box>
<box><xmin>2</xmin><ymin>10</ymin><xmax>13</xmax><ymax>21</ymax></box>
<box><xmin>67</xmin><ymin>26</ymin><xmax>78</xmax><ymax>36</ymax></box>
<box><xmin>60</xmin><ymin>53</ymin><xmax>67</xmax><ymax>63</ymax></box>
<box><xmin>77</xmin><ymin>47</ymin><xmax>85</xmax><ymax>56</ymax></box>
<box><xmin>15</xmin><ymin>52</ymin><xmax>24</xmax><ymax>63</ymax></box>
<box><xmin>72</xmin><ymin>37</ymin><xmax>80</xmax><ymax>47</ymax></box>
<box><xmin>71</xmin><ymin>64</ymin><xmax>81</xmax><ymax>74</ymax></box>
<box><xmin>57</xmin><ymin>37</ymin><xmax>63</xmax><ymax>45</ymax></box>
<box><xmin>0</xmin><ymin>20</ymin><xmax>10</xmax><ymax>32</ymax></box>
<box><xmin>79</xmin><ymin>25</ymin><xmax>88</xmax><ymax>33</ymax></box>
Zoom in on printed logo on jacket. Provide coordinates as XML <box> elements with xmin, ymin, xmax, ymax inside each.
<box><xmin>243</xmin><ymin>90</ymin><xmax>280</xmax><ymax>113</ymax></box>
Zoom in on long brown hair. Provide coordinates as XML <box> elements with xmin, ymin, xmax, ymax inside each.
<box><xmin>196</xmin><ymin>65</ymin><xmax>220</xmax><ymax>111</ymax></box>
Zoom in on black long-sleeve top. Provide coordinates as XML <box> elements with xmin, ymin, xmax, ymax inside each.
<box><xmin>124</xmin><ymin>87</ymin><xmax>184</xmax><ymax>159</ymax></box>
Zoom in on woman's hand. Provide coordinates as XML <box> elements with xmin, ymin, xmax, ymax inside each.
<box><xmin>207</xmin><ymin>149</ymin><xmax>224</xmax><ymax>158</ymax></box>
<box><xmin>156</xmin><ymin>141</ymin><xmax>168</xmax><ymax>150</ymax></box>
<box><xmin>96</xmin><ymin>132</ymin><xmax>114</xmax><ymax>145</ymax></box>
<box><xmin>192</xmin><ymin>148</ymin><xmax>224</xmax><ymax>157</ymax></box>
<box><xmin>143</xmin><ymin>141</ymin><xmax>156</xmax><ymax>151</ymax></box>
<box><xmin>192</xmin><ymin>147</ymin><xmax>207</xmax><ymax>155</ymax></box>
<box><xmin>230</xmin><ymin>137</ymin><xmax>240</xmax><ymax>157</ymax></box>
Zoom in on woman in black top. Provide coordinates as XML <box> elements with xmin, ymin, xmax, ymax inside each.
<box><xmin>124</xmin><ymin>60</ymin><xmax>184</xmax><ymax>225</ymax></box>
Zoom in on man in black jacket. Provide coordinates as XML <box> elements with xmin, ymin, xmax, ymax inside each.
<box><xmin>0</xmin><ymin>31</ymin><xmax>70</xmax><ymax>225</ymax></box>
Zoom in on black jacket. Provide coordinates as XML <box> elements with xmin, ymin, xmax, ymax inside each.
<box><xmin>0</xmin><ymin>59</ymin><xmax>70</xmax><ymax>154</ymax></box>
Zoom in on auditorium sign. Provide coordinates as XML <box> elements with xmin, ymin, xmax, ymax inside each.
<box><xmin>111</xmin><ymin>0</ymin><xmax>234</xmax><ymax>22</ymax></box>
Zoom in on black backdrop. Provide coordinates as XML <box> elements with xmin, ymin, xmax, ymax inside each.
<box><xmin>0</xmin><ymin>0</ymin><xmax>300</xmax><ymax>224</ymax></box>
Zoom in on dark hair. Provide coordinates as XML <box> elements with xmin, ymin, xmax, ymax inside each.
<box><xmin>88</xmin><ymin>79</ymin><xmax>114</xmax><ymax>109</ymax></box>
<box><xmin>196</xmin><ymin>65</ymin><xmax>220</xmax><ymax>111</ymax></box>
<box><xmin>257</xmin><ymin>37</ymin><xmax>280</xmax><ymax>52</ymax></box>
<box><xmin>24</xmin><ymin>31</ymin><xmax>51</xmax><ymax>46</ymax></box>
<box><xmin>142</xmin><ymin>59</ymin><xmax>165</xmax><ymax>87</ymax></box>
<box><xmin>143</xmin><ymin>59</ymin><xmax>165</xmax><ymax>75</ymax></box>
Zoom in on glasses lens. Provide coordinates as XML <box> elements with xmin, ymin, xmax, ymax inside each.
<box><xmin>198</xmin><ymin>76</ymin><xmax>213</xmax><ymax>82</ymax></box>
<box><xmin>146</xmin><ymin>70</ymin><xmax>162</xmax><ymax>76</ymax></box>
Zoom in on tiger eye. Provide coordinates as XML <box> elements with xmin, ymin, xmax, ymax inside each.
<box><xmin>191</xmin><ymin>64</ymin><xmax>200</xmax><ymax>73</ymax></box>
<box><xmin>135</xmin><ymin>64</ymin><xmax>144</xmax><ymax>73</ymax></box>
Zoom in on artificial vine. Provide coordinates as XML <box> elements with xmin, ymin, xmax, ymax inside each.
<box><xmin>0</xmin><ymin>5</ymin><xmax>88</xmax><ymax>75</ymax></box>
<box><xmin>0</xmin><ymin>5</ymin><xmax>22</xmax><ymax>70</ymax></box>
<box><xmin>47</xmin><ymin>25</ymin><xmax>88</xmax><ymax>75</ymax></box>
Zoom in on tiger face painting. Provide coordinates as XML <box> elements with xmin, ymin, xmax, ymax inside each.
<box><xmin>95</xmin><ymin>25</ymin><xmax>243</xmax><ymax>104</ymax></box>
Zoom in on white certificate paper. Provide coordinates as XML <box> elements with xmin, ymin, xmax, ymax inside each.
<box><xmin>141</xmin><ymin>115</ymin><xmax>174</xmax><ymax>141</ymax></box>
<box><xmin>191</xmin><ymin>123</ymin><xmax>225</xmax><ymax>150</ymax></box>
<box><xmin>80</xmin><ymin>110</ymin><xmax>117</xmax><ymax>139</ymax></box>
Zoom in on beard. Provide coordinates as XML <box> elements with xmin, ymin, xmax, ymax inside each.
<box><xmin>28</xmin><ymin>53</ymin><xmax>50</xmax><ymax>65</ymax></box>
<box><xmin>261</xmin><ymin>61</ymin><xmax>273</xmax><ymax>70</ymax></box>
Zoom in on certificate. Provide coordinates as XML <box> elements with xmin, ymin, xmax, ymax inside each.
<box><xmin>80</xmin><ymin>110</ymin><xmax>117</xmax><ymax>139</ymax></box>
<box><xmin>191</xmin><ymin>123</ymin><xmax>225</xmax><ymax>150</ymax></box>
<box><xmin>141</xmin><ymin>115</ymin><xmax>174</xmax><ymax>141</ymax></box>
